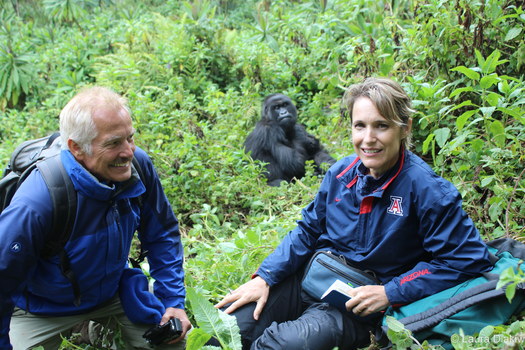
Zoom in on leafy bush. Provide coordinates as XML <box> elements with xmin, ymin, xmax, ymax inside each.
<box><xmin>0</xmin><ymin>0</ymin><xmax>524</xmax><ymax>349</ymax></box>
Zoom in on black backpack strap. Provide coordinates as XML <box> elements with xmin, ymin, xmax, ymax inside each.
<box><xmin>59</xmin><ymin>249</ymin><xmax>81</xmax><ymax>307</ymax></box>
<box><xmin>128</xmin><ymin>156</ymin><xmax>149</xmax><ymax>268</ymax></box>
<box><xmin>37</xmin><ymin>155</ymin><xmax>77</xmax><ymax>255</ymax></box>
<box><xmin>131</xmin><ymin>156</ymin><xmax>145</xmax><ymax>206</ymax></box>
<box><xmin>32</xmin><ymin>132</ymin><xmax>61</xmax><ymax>160</ymax></box>
<box><xmin>132</xmin><ymin>156</ymin><xmax>145</xmax><ymax>183</ymax></box>
<box><xmin>37</xmin><ymin>155</ymin><xmax>81</xmax><ymax>306</ymax></box>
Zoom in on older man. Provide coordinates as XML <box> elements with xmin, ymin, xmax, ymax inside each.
<box><xmin>0</xmin><ymin>87</ymin><xmax>190</xmax><ymax>349</ymax></box>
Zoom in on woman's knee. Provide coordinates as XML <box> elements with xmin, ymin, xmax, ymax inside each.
<box><xmin>251</xmin><ymin>316</ymin><xmax>340</xmax><ymax>350</ymax></box>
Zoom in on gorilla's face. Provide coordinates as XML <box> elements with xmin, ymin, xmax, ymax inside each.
<box><xmin>264</xmin><ymin>94</ymin><xmax>297</xmax><ymax>130</ymax></box>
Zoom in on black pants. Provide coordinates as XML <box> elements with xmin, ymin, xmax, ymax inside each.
<box><xmin>227</xmin><ymin>273</ymin><xmax>381</xmax><ymax>350</ymax></box>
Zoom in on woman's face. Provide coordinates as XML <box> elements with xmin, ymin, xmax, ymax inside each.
<box><xmin>351</xmin><ymin>96</ymin><xmax>411</xmax><ymax>178</ymax></box>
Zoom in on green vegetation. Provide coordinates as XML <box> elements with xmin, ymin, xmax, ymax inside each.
<box><xmin>1</xmin><ymin>0</ymin><xmax>524</xmax><ymax>348</ymax></box>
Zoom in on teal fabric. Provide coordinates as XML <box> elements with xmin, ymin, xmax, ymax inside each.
<box><xmin>383</xmin><ymin>248</ymin><xmax>525</xmax><ymax>348</ymax></box>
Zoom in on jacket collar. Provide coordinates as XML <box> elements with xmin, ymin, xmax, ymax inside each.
<box><xmin>336</xmin><ymin>149</ymin><xmax>406</xmax><ymax>194</ymax></box>
<box><xmin>60</xmin><ymin>150</ymin><xmax>145</xmax><ymax>201</ymax></box>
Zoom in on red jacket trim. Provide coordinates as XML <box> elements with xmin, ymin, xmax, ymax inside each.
<box><xmin>336</xmin><ymin>157</ymin><xmax>360</xmax><ymax>179</ymax></box>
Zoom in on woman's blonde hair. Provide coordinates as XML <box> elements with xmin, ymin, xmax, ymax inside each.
<box><xmin>341</xmin><ymin>77</ymin><xmax>414</xmax><ymax>149</ymax></box>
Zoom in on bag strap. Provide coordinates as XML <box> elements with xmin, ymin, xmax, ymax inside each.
<box><xmin>37</xmin><ymin>155</ymin><xmax>77</xmax><ymax>256</ymax></box>
<box><xmin>128</xmin><ymin>156</ymin><xmax>149</xmax><ymax>268</ymax></box>
<box><xmin>37</xmin><ymin>155</ymin><xmax>81</xmax><ymax>306</ymax></box>
<box><xmin>31</xmin><ymin>132</ymin><xmax>61</xmax><ymax>161</ymax></box>
<box><xmin>396</xmin><ymin>279</ymin><xmax>523</xmax><ymax>333</ymax></box>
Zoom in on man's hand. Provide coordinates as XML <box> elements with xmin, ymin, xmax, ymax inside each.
<box><xmin>214</xmin><ymin>276</ymin><xmax>270</xmax><ymax>320</ymax></box>
<box><xmin>160</xmin><ymin>307</ymin><xmax>191</xmax><ymax>344</ymax></box>
<box><xmin>345</xmin><ymin>285</ymin><xmax>390</xmax><ymax>317</ymax></box>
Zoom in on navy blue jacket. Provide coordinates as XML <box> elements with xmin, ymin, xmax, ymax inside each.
<box><xmin>0</xmin><ymin>147</ymin><xmax>184</xmax><ymax>348</ymax></box>
<box><xmin>257</xmin><ymin>150</ymin><xmax>492</xmax><ymax>305</ymax></box>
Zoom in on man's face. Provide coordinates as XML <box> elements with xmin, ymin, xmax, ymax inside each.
<box><xmin>75</xmin><ymin>106</ymin><xmax>136</xmax><ymax>183</ymax></box>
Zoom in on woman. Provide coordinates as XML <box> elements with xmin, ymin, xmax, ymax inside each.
<box><xmin>216</xmin><ymin>77</ymin><xmax>492</xmax><ymax>350</ymax></box>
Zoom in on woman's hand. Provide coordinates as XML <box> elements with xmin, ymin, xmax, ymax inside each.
<box><xmin>345</xmin><ymin>285</ymin><xmax>390</xmax><ymax>317</ymax></box>
<box><xmin>214</xmin><ymin>276</ymin><xmax>270</xmax><ymax>320</ymax></box>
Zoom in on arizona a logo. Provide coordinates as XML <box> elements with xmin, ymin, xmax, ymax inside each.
<box><xmin>388</xmin><ymin>196</ymin><xmax>403</xmax><ymax>216</ymax></box>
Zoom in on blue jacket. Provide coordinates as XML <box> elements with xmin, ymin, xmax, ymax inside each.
<box><xmin>256</xmin><ymin>150</ymin><xmax>492</xmax><ymax>305</ymax></box>
<box><xmin>0</xmin><ymin>147</ymin><xmax>184</xmax><ymax>348</ymax></box>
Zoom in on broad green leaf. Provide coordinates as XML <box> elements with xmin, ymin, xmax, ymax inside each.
<box><xmin>446</xmin><ymin>133</ymin><xmax>468</xmax><ymax>153</ymax></box>
<box><xmin>498</xmin><ymin>106</ymin><xmax>523</xmax><ymax>119</ymax></box>
<box><xmin>489</xmin><ymin>120</ymin><xmax>506</xmax><ymax>147</ymax></box>
<box><xmin>422</xmin><ymin>133</ymin><xmax>435</xmax><ymax>155</ymax></box>
<box><xmin>347</xmin><ymin>24</ymin><xmax>363</xmax><ymax>34</ymax></box>
<box><xmin>449</xmin><ymin>86</ymin><xmax>474</xmax><ymax>98</ymax></box>
<box><xmin>481</xmin><ymin>176</ymin><xmax>494</xmax><ymax>187</ymax></box>
<box><xmin>218</xmin><ymin>307</ymin><xmax>243</xmax><ymax>350</ymax></box>
<box><xmin>187</xmin><ymin>328</ymin><xmax>213</xmax><ymax>350</ymax></box>
<box><xmin>218</xmin><ymin>242</ymin><xmax>237</xmax><ymax>253</ymax></box>
<box><xmin>475</xmin><ymin>48</ymin><xmax>485</xmax><ymax>68</ymax></box>
<box><xmin>186</xmin><ymin>287</ymin><xmax>226</xmax><ymax>337</ymax></box>
<box><xmin>516</xmin><ymin>114</ymin><xmax>525</xmax><ymax>126</ymax></box>
<box><xmin>505</xmin><ymin>283</ymin><xmax>517</xmax><ymax>302</ymax></box>
<box><xmin>480</xmin><ymin>75</ymin><xmax>499</xmax><ymax>90</ymax></box>
<box><xmin>498</xmin><ymin>79</ymin><xmax>510</xmax><ymax>94</ymax></box>
<box><xmin>246</xmin><ymin>230</ymin><xmax>260</xmax><ymax>244</ymax></box>
<box><xmin>438</xmin><ymin>104</ymin><xmax>454</xmax><ymax>116</ymax></box>
<box><xmin>488</xmin><ymin>201</ymin><xmax>502</xmax><ymax>222</ymax></box>
<box><xmin>11</xmin><ymin>91</ymin><xmax>19</xmax><ymax>106</ymax></box>
<box><xmin>386</xmin><ymin>328</ymin><xmax>413</xmax><ymax>349</ymax></box>
<box><xmin>470</xmin><ymin>139</ymin><xmax>484</xmax><ymax>153</ymax></box>
<box><xmin>434</xmin><ymin>127</ymin><xmax>451</xmax><ymax>148</ymax></box>
<box><xmin>186</xmin><ymin>287</ymin><xmax>242</xmax><ymax>349</ymax></box>
<box><xmin>385</xmin><ymin>316</ymin><xmax>408</xmax><ymax>333</ymax></box>
<box><xmin>379</xmin><ymin>55</ymin><xmax>395</xmax><ymax>76</ymax></box>
<box><xmin>451</xmin><ymin>66</ymin><xmax>480</xmax><ymax>81</ymax></box>
<box><xmin>266</xmin><ymin>35</ymin><xmax>279</xmax><ymax>52</ymax></box>
<box><xmin>484</xmin><ymin>50</ymin><xmax>508</xmax><ymax>74</ymax></box>
<box><xmin>497</xmin><ymin>267</ymin><xmax>516</xmax><ymax>289</ymax></box>
<box><xmin>449</xmin><ymin>100</ymin><xmax>476</xmax><ymax>112</ymax></box>
<box><xmin>12</xmin><ymin>66</ymin><xmax>19</xmax><ymax>87</ymax></box>
<box><xmin>504</xmin><ymin>27</ymin><xmax>522</xmax><ymax>41</ymax></box>
<box><xmin>480</xmin><ymin>106</ymin><xmax>495</xmax><ymax>118</ymax></box>
<box><xmin>456</xmin><ymin>110</ymin><xmax>477</xmax><ymax>131</ymax></box>
<box><xmin>479</xmin><ymin>325</ymin><xmax>494</xmax><ymax>338</ymax></box>
<box><xmin>485</xmin><ymin>92</ymin><xmax>502</xmax><ymax>107</ymax></box>
<box><xmin>508</xmin><ymin>86</ymin><xmax>524</xmax><ymax>99</ymax></box>
<box><xmin>20</xmin><ymin>73</ymin><xmax>29</xmax><ymax>94</ymax></box>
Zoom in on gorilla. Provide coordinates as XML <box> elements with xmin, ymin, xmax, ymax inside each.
<box><xmin>244</xmin><ymin>93</ymin><xmax>336</xmax><ymax>186</ymax></box>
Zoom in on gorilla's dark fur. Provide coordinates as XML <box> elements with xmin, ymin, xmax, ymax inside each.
<box><xmin>244</xmin><ymin>93</ymin><xmax>336</xmax><ymax>186</ymax></box>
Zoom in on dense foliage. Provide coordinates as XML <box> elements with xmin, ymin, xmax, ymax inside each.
<box><xmin>1</xmin><ymin>0</ymin><xmax>524</xmax><ymax>348</ymax></box>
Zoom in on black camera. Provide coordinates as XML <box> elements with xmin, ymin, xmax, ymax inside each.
<box><xmin>143</xmin><ymin>318</ymin><xmax>183</xmax><ymax>345</ymax></box>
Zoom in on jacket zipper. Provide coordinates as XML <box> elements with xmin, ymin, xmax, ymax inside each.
<box><xmin>113</xmin><ymin>203</ymin><xmax>123</xmax><ymax>259</ymax></box>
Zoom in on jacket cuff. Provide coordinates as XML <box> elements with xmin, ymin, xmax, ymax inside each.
<box><xmin>252</xmin><ymin>268</ymin><xmax>277</xmax><ymax>287</ymax></box>
<box><xmin>384</xmin><ymin>279</ymin><xmax>405</xmax><ymax>305</ymax></box>
<box><xmin>162</xmin><ymin>296</ymin><xmax>185</xmax><ymax>310</ymax></box>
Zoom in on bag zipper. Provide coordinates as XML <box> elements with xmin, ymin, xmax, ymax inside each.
<box><xmin>317</xmin><ymin>257</ymin><xmax>365</xmax><ymax>286</ymax></box>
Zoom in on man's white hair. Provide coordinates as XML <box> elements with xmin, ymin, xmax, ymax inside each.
<box><xmin>59</xmin><ymin>86</ymin><xmax>130</xmax><ymax>154</ymax></box>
